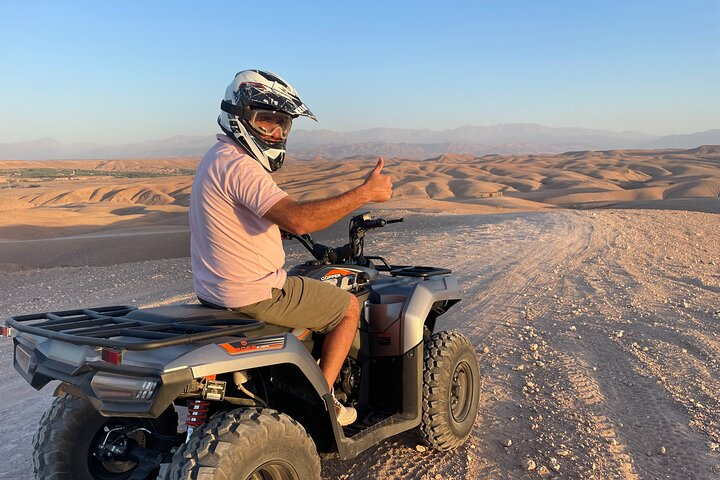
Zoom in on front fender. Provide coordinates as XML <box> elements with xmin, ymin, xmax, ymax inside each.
<box><xmin>402</xmin><ymin>276</ymin><xmax>461</xmax><ymax>352</ymax></box>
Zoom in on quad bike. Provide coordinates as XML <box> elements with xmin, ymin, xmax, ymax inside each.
<box><xmin>3</xmin><ymin>212</ymin><xmax>481</xmax><ymax>480</ymax></box>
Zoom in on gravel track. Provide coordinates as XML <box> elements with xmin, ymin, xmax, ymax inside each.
<box><xmin>1</xmin><ymin>209</ymin><xmax>718</xmax><ymax>479</ymax></box>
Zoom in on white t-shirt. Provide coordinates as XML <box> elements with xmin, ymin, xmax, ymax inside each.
<box><xmin>190</xmin><ymin>135</ymin><xmax>288</xmax><ymax>307</ymax></box>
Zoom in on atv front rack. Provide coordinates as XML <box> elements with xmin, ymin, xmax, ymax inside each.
<box><xmin>363</xmin><ymin>256</ymin><xmax>452</xmax><ymax>278</ymax></box>
<box><xmin>5</xmin><ymin>305</ymin><xmax>265</xmax><ymax>351</ymax></box>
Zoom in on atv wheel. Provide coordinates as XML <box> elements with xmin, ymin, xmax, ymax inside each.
<box><xmin>420</xmin><ymin>331</ymin><xmax>480</xmax><ymax>451</ymax></box>
<box><xmin>168</xmin><ymin>407</ymin><xmax>321</xmax><ymax>480</ymax></box>
<box><xmin>33</xmin><ymin>393</ymin><xmax>178</xmax><ymax>480</ymax></box>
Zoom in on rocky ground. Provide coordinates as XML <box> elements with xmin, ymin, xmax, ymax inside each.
<box><xmin>1</xmin><ymin>209</ymin><xmax>718</xmax><ymax>479</ymax></box>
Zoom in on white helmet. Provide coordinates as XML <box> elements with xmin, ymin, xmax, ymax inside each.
<box><xmin>218</xmin><ymin>70</ymin><xmax>316</xmax><ymax>172</ymax></box>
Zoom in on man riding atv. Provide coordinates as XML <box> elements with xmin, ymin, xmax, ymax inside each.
<box><xmin>5</xmin><ymin>69</ymin><xmax>479</xmax><ymax>480</ymax></box>
<box><xmin>190</xmin><ymin>69</ymin><xmax>393</xmax><ymax>426</ymax></box>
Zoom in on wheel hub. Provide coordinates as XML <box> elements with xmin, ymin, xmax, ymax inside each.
<box><xmin>91</xmin><ymin>424</ymin><xmax>150</xmax><ymax>477</ymax></box>
<box><xmin>450</xmin><ymin>361</ymin><xmax>473</xmax><ymax>423</ymax></box>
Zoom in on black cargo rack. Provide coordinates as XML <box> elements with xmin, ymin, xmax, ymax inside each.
<box><xmin>389</xmin><ymin>266</ymin><xmax>452</xmax><ymax>278</ymax></box>
<box><xmin>5</xmin><ymin>305</ymin><xmax>265</xmax><ymax>351</ymax></box>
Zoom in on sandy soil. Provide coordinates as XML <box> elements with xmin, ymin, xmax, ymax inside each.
<box><xmin>1</xmin><ymin>209</ymin><xmax>718</xmax><ymax>479</ymax></box>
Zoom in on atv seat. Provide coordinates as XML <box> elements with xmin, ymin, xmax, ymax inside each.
<box><xmin>125</xmin><ymin>304</ymin><xmax>312</xmax><ymax>342</ymax></box>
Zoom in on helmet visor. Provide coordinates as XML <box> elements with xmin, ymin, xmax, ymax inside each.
<box><xmin>246</xmin><ymin>108</ymin><xmax>293</xmax><ymax>143</ymax></box>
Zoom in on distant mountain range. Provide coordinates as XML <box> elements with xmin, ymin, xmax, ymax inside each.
<box><xmin>1</xmin><ymin>124</ymin><xmax>718</xmax><ymax>160</ymax></box>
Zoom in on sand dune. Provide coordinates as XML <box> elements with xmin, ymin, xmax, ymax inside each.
<box><xmin>0</xmin><ymin>146</ymin><xmax>717</xmax><ymax>247</ymax></box>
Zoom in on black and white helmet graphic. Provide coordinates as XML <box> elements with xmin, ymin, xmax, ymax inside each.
<box><xmin>219</xmin><ymin>70</ymin><xmax>316</xmax><ymax>172</ymax></box>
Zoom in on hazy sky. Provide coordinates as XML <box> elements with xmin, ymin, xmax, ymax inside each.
<box><xmin>1</xmin><ymin>0</ymin><xmax>718</xmax><ymax>144</ymax></box>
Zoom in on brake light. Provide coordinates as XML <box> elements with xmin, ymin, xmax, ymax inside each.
<box><xmin>91</xmin><ymin>372</ymin><xmax>159</xmax><ymax>401</ymax></box>
<box><xmin>101</xmin><ymin>348</ymin><xmax>124</xmax><ymax>365</ymax></box>
<box><xmin>15</xmin><ymin>344</ymin><xmax>36</xmax><ymax>374</ymax></box>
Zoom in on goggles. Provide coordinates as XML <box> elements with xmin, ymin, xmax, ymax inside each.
<box><xmin>246</xmin><ymin>107</ymin><xmax>293</xmax><ymax>142</ymax></box>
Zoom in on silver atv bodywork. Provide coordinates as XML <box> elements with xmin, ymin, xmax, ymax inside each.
<box><xmin>10</xmin><ymin>271</ymin><xmax>460</xmax><ymax>415</ymax></box>
<box><xmin>370</xmin><ymin>274</ymin><xmax>460</xmax><ymax>355</ymax></box>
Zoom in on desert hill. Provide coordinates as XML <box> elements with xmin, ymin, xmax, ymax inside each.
<box><xmin>0</xmin><ymin>146</ymin><xmax>718</xmax><ymax>221</ymax></box>
<box><xmin>0</xmin><ymin>145</ymin><xmax>717</xmax><ymax>269</ymax></box>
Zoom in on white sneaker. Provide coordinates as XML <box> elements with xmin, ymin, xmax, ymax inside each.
<box><xmin>332</xmin><ymin>391</ymin><xmax>357</xmax><ymax>426</ymax></box>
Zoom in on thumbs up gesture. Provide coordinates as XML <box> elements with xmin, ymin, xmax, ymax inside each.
<box><xmin>362</xmin><ymin>157</ymin><xmax>393</xmax><ymax>203</ymax></box>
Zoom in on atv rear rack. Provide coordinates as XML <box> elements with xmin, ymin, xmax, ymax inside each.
<box><xmin>5</xmin><ymin>305</ymin><xmax>265</xmax><ymax>351</ymax></box>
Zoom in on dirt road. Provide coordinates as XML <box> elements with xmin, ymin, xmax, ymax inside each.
<box><xmin>1</xmin><ymin>209</ymin><xmax>718</xmax><ymax>479</ymax></box>
<box><xmin>322</xmin><ymin>209</ymin><xmax>720</xmax><ymax>479</ymax></box>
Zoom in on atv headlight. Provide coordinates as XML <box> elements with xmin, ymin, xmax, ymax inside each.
<box><xmin>91</xmin><ymin>372</ymin><xmax>159</xmax><ymax>402</ymax></box>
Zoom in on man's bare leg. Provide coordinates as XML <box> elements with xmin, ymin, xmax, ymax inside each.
<box><xmin>319</xmin><ymin>295</ymin><xmax>360</xmax><ymax>390</ymax></box>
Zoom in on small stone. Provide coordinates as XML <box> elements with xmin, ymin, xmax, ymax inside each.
<box><xmin>614</xmin><ymin>331</ymin><xmax>624</xmax><ymax>338</ymax></box>
<box><xmin>522</xmin><ymin>458</ymin><xmax>536</xmax><ymax>470</ymax></box>
<box><xmin>482</xmin><ymin>346</ymin><xmax>490</xmax><ymax>354</ymax></box>
<box><xmin>501</xmin><ymin>439</ymin><xmax>513</xmax><ymax>447</ymax></box>
<box><xmin>415</xmin><ymin>444</ymin><xmax>427</xmax><ymax>452</ymax></box>
<box><xmin>530</xmin><ymin>343</ymin><xmax>539</xmax><ymax>351</ymax></box>
<box><xmin>659</xmin><ymin>446</ymin><xmax>667</xmax><ymax>455</ymax></box>
<box><xmin>550</xmin><ymin>462</ymin><xmax>561</xmax><ymax>472</ymax></box>
<box><xmin>709</xmin><ymin>442</ymin><xmax>719</xmax><ymax>452</ymax></box>
<box><xmin>537</xmin><ymin>465</ymin><xmax>550</xmax><ymax>475</ymax></box>
<box><xmin>569</xmin><ymin>325</ymin><xmax>577</xmax><ymax>331</ymax></box>
<box><xmin>555</xmin><ymin>448</ymin><xmax>570</xmax><ymax>456</ymax></box>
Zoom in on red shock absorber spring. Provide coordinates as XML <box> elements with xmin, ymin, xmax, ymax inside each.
<box><xmin>186</xmin><ymin>399</ymin><xmax>211</xmax><ymax>428</ymax></box>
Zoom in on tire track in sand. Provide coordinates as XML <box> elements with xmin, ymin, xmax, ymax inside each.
<box><xmin>323</xmin><ymin>211</ymin><xmax>596</xmax><ymax>479</ymax></box>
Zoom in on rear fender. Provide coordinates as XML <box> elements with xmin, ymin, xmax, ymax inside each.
<box><xmin>163</xmin><ymin>334</ymin><xmax>328</xmax><ymax>398</ymax></box>
<box><xmin>166</xmin><ymin>334</ymin><xmax>345</xmax><ymax>452</ymax></box>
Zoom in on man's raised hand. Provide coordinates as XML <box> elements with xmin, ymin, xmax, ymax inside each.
<box><xmin>362</xmin><ymin>157</ymin><xmax>393</xmax><ymax>203</ymax></box>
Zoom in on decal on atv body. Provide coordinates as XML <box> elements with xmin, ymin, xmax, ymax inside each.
<box><xmin>219</xmin><ymin>336</ymin><xmax>286</xmax><ymax>355</ymax></box>
<box><xmin>316</xmin><ymin>267</ymin><xmax>362</xmax><ymax>290</ymax></box>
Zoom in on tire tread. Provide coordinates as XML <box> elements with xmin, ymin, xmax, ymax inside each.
<box><xmin>168</xmin><ymin>407</ymin><xmax>321</xmax><ymax>480</ymax></box>
<box><xmin>420</xmin><ymin>331</ymin><xmax>480</xmax><ymax>451</ymax></box>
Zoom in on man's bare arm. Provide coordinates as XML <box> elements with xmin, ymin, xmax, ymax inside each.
<box><xmin>263</xmin><ymin>157</ymin><xmax>393</xmax><ymax>234</ymax></box>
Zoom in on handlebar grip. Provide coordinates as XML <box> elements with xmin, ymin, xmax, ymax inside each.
<box><xmin>363</xmin><ymin>219</ymin><xmax>387</xmax><ymax>229</ymax></box>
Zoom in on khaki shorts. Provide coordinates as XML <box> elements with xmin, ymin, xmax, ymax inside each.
<box><xmin>228</xmin><ymin>276</ymin><xmax>352</xmax><ymax>334</ymax></box>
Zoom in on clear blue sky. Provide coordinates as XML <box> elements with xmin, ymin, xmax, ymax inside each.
<box><xmin>1</xmin><ymin>0</ymin><xmax>718</xmax><ymax>144</ymax></box>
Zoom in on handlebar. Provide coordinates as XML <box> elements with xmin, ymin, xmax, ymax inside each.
<box><xmin>283</xmin><ymin>213</ymin><xmax>404</xmax><ymax>265</ymax></box>
<box><xmin>362</xmin><ymin>218</ymin><xmax>386</xmax><ymax>229</ymax></box>
<box><xmin>353</xmin><ymin>215</ymin><xmax>403</xmax><ymax>231</ymax></box>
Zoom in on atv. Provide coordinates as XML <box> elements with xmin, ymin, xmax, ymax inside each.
<box><xmin>3</xmin><ymin>212</ymin><xmax>481</xmax><ymax>480</ymax></box>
